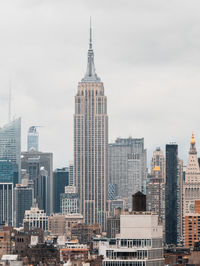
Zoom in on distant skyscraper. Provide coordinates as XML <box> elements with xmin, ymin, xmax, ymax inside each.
<box><xmin>146</xmin><ymin>166</ymin><xmax>165</xmax><ymax>238</ymax></box>
<box><xmin>151</xmin><ymin>147</ymin><xmax>166</xmax><ymax>180</ymax></box>
<box><xmin>146</xmin><ymin>148</ymin><xmax>165</xmax><ymax>238</ymax></box>
<box><xmin>165</xmin><ymin>144</ymin><xmax>182</xmax><ymax>245</ymax></box>
<box><xmin>13</xmin><ymin>184</ymin><xmax>33</xmax><ymax>227</ymax></box>
<box><xmin>36</xmin><ymin>167</ymin><xmax>48</xmax><ymax>213</ymax></box>
<box><xmin>27</xmin><ymin>126</ymin><xmax>39</xmax><ymax>152</ymax></box>
<box><xmin>0</xmin><ymin>183</ymin><xmax>13</xmax><ymax>226</ymax></box>
<box><xmin>0</xmin><ymin>118</ymin><xmax>21</xmax><ymax>183</ymax></box>
<box><xmin>53</xmin><ymin>167</ymin><xmax>69</xmax><ymax>213</ymax></box>
<box><xmin>0</xmin><ymin>159</ymin><xmax>15</xmax><ymax>226</ymax></box>
<box><xmin>0</xmin><ymin>159</ymin><xmax>14</xmax><ymax>183</ymax></box>
<box><xmin>74</xmin><ymin>24</ymin><xmax>108</xmax><ymax>229</ymax></box>
<box><xmin>108</xmin><ymin>137</ymin><xmax>147</xmax><ymax>208</ymax></box>
<box><xmin>21</xmin><ymin>150</ymin><xmax>53</xmax><ymax>215</ymax></box>
<box><xmin>183</xmin><ymin>134</ymin><xmax>200</xmax><ymax>215</ymax></box>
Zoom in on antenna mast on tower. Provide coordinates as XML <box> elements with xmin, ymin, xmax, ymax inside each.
<box><xmin>8</xmin><ymin>79</ymin><xmax>11</xmax><ymax>123</ymax></box>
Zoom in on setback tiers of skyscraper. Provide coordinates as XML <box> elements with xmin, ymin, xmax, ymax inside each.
<box><xmin>73</xmin><ymin>24</ymin><xmax>108</xmax><ymax>230</ymax></box>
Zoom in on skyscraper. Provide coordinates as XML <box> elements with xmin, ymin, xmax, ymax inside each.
<box><xmin>0</xmin><ymin>118</ymin><xmax>21</xmax><ymax>183</ymax></box>
<box><xmin>27</xmin><ymin>126</ymin><xmax>39</xmax><ymax>152</ymax></box>
<box><xmin>0</xmin><ymin>159</ymin><xmax>15</xmax><ymax>226</ymax></box>
<box><xmin>165</xmin><ymin>144</ymin><xmax>183</xmax><ymax>245</ymax></box>
<box><xmin>150</xmin><ymin>147</ymin><xmax>166</xmax><ymax>180</ymax></box>
<box><xmin>53</xmin><ymin>167</ymin><xmax>69</xmax><ymax>213</ymax></box>
<box><xmin>146</xmin><ymin>148</ymin><xmax>165</xmax><ymax>238</ymax></box>
<box><xmin>0</xmin><ymin>183</ymin><xmax>13</xmax><ymax>226</ymax></box>
<box><xmin>74</xmin><ymin>24</ymin><xmax>108</xmax><ymax>229</ymax></box>
<box><xmin>183</xmin><ymin>134</ymin><xmax>200</xmax><ymax>215</ymax></box>
<box><xmin>13</xmin><ymin>184</ymin><xmax>33</xmax><ymax>227</ymax></box>
<box><xmin>21</xmin><ymin>150</ymin><xmax>53</xmax><ymax>215</ymax></box>
<box><xmin>108</xmin><ymin>137</ymin><xmax>147</xmax><ymax>208</ymax></box>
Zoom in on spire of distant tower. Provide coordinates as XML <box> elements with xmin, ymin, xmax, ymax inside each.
<box><xmin>81</xmin><ymin>19</ymin><xmax>101</xmax><ymax>82</ymax></box>
<box><xmin>89</xmin><ymin>17</ymin><xmax>92</xmax><ymax>50</ymax></box>
<box><xmin>8</xmin><ymin>79</ymin><xmax>11</xmax><ymax>123</ymax></box>
<box><xmin>190</xmin><ymin>132</ymin><xmax>197</xmax><ymax>154</ymax></box>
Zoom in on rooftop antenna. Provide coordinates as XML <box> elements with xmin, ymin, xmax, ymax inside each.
<box><xmin>8</xmin><ymin>79</ymin><xmax>11</xmax><ymax>123</ymax></box>
<box><xmin>89</xmin><ymin>16</ymin><xmax>92</xmax><ymax>49</ymax></box>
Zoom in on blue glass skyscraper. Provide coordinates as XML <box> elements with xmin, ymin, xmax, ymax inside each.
<box><xmin>0</xmin><ymin>159</ymin><xmax>14</xmax><ymax>183</ymax></box>
<box><xmin>0</xmin><ymin>159</ymin><xmax>15</xmax><ymax>226</ymax></box>
<box><xmin>27</xmin><ymin>126</ymin><xmax>39</xmax><ymax>152</ymax></box>
<box><xmin>0</xmin><ymin>118</ymin><xmax>21</xmax><ymax>183</ymax></box>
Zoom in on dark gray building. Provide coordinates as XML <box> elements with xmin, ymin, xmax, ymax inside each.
<box><xmin>165</xmin><ymin>144</ymin><xmax>180</xmax><ymax>245</ymax></box>
<box><xmin>107</xmin><ymin>215</ymin><xmax>120</xmax><ymax>238</ymax></box>
<box><xmin>21</xmin><ymin>150</ymin><xmax>53</xmax><ymax>215</ymax></box>
<box><xmin>0</xmin><ymin>183</ymin><xmax>13</xmax><ymax>226</ymax></box>
<box><xmin>14</xmin><ymin>184</ymin><xmax>33</xmax><ymax>227</ymax></box>
<box><xmin>53</xmin><ymin>167</ymin><xmax>69</xmax><ymax>213</ymax></box>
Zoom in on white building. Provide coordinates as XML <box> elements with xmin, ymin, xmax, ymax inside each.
<box><xmin>23</xmin><ymin>203</ymin><xmax>48</xmax><ymax>231</ymax></box>
<box><xmin>99</xmin><ymin>212</ymin><xmax>164</xmax><ymax>266</ymax></box>
<box><xmin>61</xmin><ymin>186</ymin><xmax>79</xmax><ymax>215</ymax></box>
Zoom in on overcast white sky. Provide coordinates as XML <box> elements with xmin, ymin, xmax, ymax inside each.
<box><xmin>0</xmin><ymin>0</ymin><xmax>199</xmax><ymax>168</ymax></box>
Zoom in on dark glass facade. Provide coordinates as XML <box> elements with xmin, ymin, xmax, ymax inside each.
<box><xmin>14</xmin><ymin>185</ymin><xmax>33</xmax><ymax>227</ymax></box>
<box><xmin>53</xmin><ymin>168</ymin><xmax>69</xmax><ymax>213</ymax></box>
<box><xmin>165</xmin><ymin>144</ymin><xmax>178</xmax><ymax>245</ymax></box>
<box><xmin>21</xmin><ymin>151</ymin><xmax>53</xmax><ymax>215</ymax></box>
<box><xmin>0</xmin><ymin>159</ymin><xmax>14</xmax><ymax>183</ymax></box>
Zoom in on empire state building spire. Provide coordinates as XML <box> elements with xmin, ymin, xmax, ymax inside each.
<box><xmin>82</xmin><ymin>19</ymin><xmax>101</xmax><ymax>82</ymax></box>
<box><xmin>74</xmin><ymin>23</ymin><xmax>108</xmax><ymax>230</ymax></box>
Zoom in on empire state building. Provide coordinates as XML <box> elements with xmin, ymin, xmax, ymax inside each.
<box><xmin>73</xmin><ymin>25</ymin><xmax>108</xmax><ymax>230</ymax></box>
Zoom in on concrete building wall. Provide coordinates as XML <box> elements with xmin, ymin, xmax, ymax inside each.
<box><xmin>120</xmin><ymin>214</ymin><xmax>163</xmax><ymax>239</ymax></box>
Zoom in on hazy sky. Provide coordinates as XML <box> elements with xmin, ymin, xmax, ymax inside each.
<box><xmin>0</xmin><ymin>0</ymin><xmax>200</xmax><ymax>168</ymax></box>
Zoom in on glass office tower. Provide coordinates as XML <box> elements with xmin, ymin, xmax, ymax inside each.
<box><xmin>27</xmin><ymin>126</ymin><xmax>39</xmax><ymax>151</ymax></box>
<box><xmin>0</xmin><ymin>118</ymin><xmax>21</xmax><ymax>183</ymax></box>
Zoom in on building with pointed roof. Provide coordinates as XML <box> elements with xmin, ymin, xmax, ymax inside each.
<box><xmin>73</xmin><ymin>23</ymin><xmax>108</xmax><ymax>230</ymax></box>
<box><xmin>183</xmin><ymin>134</ymin><xmax>200</xmax><ymax>216</ymax></box>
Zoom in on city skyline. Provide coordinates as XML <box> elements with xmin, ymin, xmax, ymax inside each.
<box><xmin>0</xmin><ymin>1</ymin><xmax>200</xmax><ymax>168</ymax></box>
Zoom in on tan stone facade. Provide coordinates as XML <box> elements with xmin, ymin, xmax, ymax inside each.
<box><xmin>48</xmin><ymin>213</ymin><xmax>84</xmax><ymax>238</ymax></box>
<box><xmin>0</xmin><ymin>230</ymin><xmax>12</xmax><ymax>258</ymax></box>
<box><xmin>73</xmin><ymin>29</ymin><xmax>108</xmax><ymax>230</ymax></box>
